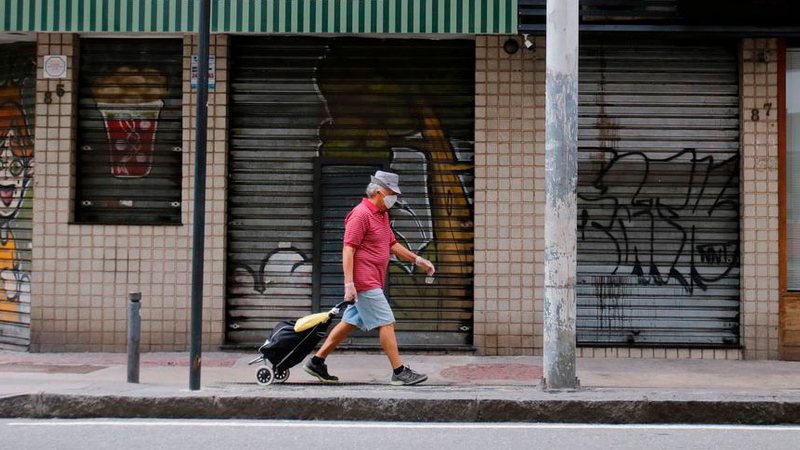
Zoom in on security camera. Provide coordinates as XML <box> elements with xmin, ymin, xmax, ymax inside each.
<box><xmin>523</xmin><ymin>34</ymin><xmax>534</xmax><ymax>50</ymax></box>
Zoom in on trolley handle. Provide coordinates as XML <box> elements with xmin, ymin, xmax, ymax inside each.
<box><xmin>329</xmin><ymin>300</ymin><xmax>355</xmax><ymax>316</ymax></box>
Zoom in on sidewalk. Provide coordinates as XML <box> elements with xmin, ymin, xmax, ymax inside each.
<box><xmin>2</xmin><ymin>351</ymin><xmax>800</xmax><ymax>424</ymax></box>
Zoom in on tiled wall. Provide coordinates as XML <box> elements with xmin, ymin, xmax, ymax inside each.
<box><xmin>30</xmin><ymin>34</ymin><xmax>228</xmax><ymax>351</ymax></box>
<box><xmin>740</xmin><ymin>38</ymin><xmax>781</xmax><ymax>360</ymax></box>
<box><xmin>577</xmin><ymin>347</ymin><xmax>743</xmax><ymax>360</ymax></box>
<box><xmin>473</xmin><ymin>35</ymin><xmax>544</xmax><ymax>356</ymax></box>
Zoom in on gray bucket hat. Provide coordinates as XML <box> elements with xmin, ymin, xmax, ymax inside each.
<box><xmin>370</xmin><ymin>170</ymin><xmax>402</xmax><ymax>195</ymax></box>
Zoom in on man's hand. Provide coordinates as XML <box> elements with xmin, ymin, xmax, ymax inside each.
<box><xmin>344</xmin><ymin>282</ymin><xmax>358</xmax><ymax>302</ymax></box>
<box><xmin>415</xmin><ymin>256</ymin><xmax>436</xmax><ymax>276</ymax></box>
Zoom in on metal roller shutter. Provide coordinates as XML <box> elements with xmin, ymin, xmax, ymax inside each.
<box><xmin>75</xmin><ymin>38</ymin><xmax>183</xmax><ymax>225</ymax></box>
<box><xmin>227</xmin><ymin>37</ymin><xmax>475</xmax><ymax>348</ymax></box>
<box><xmin>0</xmin><ymin>42</ymin><xmax>35</xmax><ymax>351</ymax></box>
<box><xmin>226</xmin><ymin>38</ymin><xmax>327</xmax><ymax>344</ymax></box>
<box><xmin>577</xmin><ymin>39</ymin><xmax>741</xmax><ymax>347</ymax></box>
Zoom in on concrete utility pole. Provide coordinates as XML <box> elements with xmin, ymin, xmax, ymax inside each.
<box><xmin>543</xmin><ymin>0</ymin><xmax>580</xmax><ymax>390</ymax></box>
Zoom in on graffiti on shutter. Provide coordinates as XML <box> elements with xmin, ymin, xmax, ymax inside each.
<box><xmin>76</xmin><ymin>39</ymin><xmax>182</xmax><ymax>225</ymax></box>
<box><xmin>0</xmin><ymin>43</ymin><xmax>35</xmax><ymax>350</ymax></box>
<box><xmin>227</xmin><ymin>38</ymin><xmax>474</xmax><ymax>347</ymax></box>
<box><xmin>577</xmin><ymin>40</ymin><xmax>741</xmax><ymax>346</ymax></box>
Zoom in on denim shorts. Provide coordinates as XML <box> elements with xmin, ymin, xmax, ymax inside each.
<box><xmin>341</xmin><ymin>288</ymin><xmax>396</xmax><ymax>331</ymax></box>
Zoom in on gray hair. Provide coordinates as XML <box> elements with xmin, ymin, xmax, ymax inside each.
<box><xmin>366</xmin><ymin>182</ymin><xmax>382</xmax><ymax>198</ymax></box>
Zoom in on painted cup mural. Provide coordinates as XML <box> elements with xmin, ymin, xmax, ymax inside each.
<box><xmin>76</xmin><ymin>39</ymin><xmax>181</xmax><ymax>225</ymax></box>
<box><xmin>91</xmin><ymin>67</ymin><xmax>168</xmax><ymax>178</ymax></box>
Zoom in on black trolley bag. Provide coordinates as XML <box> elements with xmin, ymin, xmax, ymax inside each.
<box><xmin>248</xmin><ymin>300</ymin><xmax>353</xmax><ymax>385</ymax></box>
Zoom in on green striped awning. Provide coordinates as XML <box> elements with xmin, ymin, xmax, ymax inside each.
<box><xmin>0</xmin><ymin>0</ymin><xmax>517</xmax><ymax>34</ymax></box>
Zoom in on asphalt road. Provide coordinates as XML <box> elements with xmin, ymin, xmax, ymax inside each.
<box><xmin>3</xmin><ymin>419</ymin><xmax>800</xmax><ymax>450</ymax></box>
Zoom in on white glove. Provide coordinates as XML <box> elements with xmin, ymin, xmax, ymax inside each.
<box><xmin>344</xmin><ymin>282</ymin><xmax>358</xmax><ymax>302</ymax></box>
<box><xmin>415</xmin><ymin>256</ymin><xmax>436</xmax><ymax>276</ymax></box>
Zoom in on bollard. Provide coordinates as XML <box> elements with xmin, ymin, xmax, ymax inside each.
<box><xmin>127</xmin><ymin>292</ymin><xmax>141</xmax><ymax>383</ymax></box>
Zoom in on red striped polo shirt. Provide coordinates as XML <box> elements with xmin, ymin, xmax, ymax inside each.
<box><xmin>343</xmin><ymin>198</ymin><xmax>397</xmax><ymax>292</ymax></box>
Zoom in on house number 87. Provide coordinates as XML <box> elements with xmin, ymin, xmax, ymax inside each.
<box><xmin>751</xmin><ymin>103</ymin><xmax>773</xmax><ymax>121</ymax></box>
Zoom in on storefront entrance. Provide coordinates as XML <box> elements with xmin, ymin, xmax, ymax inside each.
<box><xmin>577</xmin><ymin>39</ymin><xmax>742</xmax><ymax>347</ymax></box>
<box><xmin>225</xmin><ymin>37</ymin><xmax>475</xmax><ymax>348</ymax></box>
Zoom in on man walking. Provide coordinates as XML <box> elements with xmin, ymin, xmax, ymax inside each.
<box><xmin>304</xmin><ymin>170</ymin><xmax>436</xmax><ymax>386</ymax></box>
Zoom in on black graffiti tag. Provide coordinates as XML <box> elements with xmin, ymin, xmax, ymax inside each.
<box><xmin>579</xmin><ymin>148</ymin><xmax>739</xmax><ymax>294</ymax></box>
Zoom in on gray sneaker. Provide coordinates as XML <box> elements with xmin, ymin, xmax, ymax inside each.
<box><xmin>303</xmin><ymin>358</ymin><xmax>339</xmax><ymax>383</ymax></box>
<box><xmin>391</xmin><ymin>366</ymin><xmax>428</xmax><ymax>386</ymax></box>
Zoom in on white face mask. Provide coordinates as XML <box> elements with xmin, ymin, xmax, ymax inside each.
<box><xmin>382</xmin><ymin>194</ymin><xmax>398</xmax><ymax>209</ymax></box>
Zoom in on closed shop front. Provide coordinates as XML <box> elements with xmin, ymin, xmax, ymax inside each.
<box><xmin>226</xmin><ymin>37</ymin><xmax>475</xmax><ymax>348</ymax></box>
<box><xmin>0</xmin><ymin>42</ymin><xmax>35</xmax><ymax>350</ymax></box>
<box><xmin>577</xmin><ymin>39</ymin><xmax>741</xmax><ymax>347</ymax></box>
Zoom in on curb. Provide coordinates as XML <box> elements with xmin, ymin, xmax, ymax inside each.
<box><xmin>2</xmin><ymin>394</ymin><xmax>800</xmax><ymax>424</ymax></box>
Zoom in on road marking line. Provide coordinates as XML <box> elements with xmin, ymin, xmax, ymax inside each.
<box><xmin>6</xmin><ymin>421</ymin><xmax>800</xmax><ymax>431</ymax></box>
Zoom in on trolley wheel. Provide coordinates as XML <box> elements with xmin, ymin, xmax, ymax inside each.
<box><xmin>256</xmin><ymin>366</ymin><xmax>275</xmax><ymax>386</ymax></box>
<box><xmin>274</xmin><ymin>368</ymin><xmax>290</xmax><ymax>383</ymax></box>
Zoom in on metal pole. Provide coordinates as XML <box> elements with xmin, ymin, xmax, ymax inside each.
<box><xmin>127</xmin><ymin>292</ymin><xmax>141</xmax><ymax>384</ymax></box>
<box><xmin>190</xmin><ymin>0</ymin><xmax>211</xmax><ymax>391</ymax></box>
<box><xmin>543</xmin><ymin>0</ymin><xmax>580</xmax><ymax>390</ymax></box>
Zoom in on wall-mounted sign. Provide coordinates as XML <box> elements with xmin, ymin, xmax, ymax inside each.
<box><xmin>191</xmin><ymin>54</ymin><xmax>216</xmax><ymax>90</ymax></box>
<box><xmin>43</xmin><ymin>55</ymin><xmax>68</xmax><ymax>79</ymax></box>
